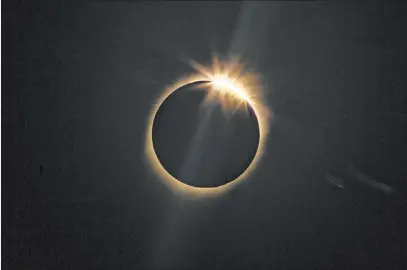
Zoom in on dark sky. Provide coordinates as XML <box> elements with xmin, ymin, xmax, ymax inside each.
<box><xmin>3</xmin><ymin>2</ymin><xmax>406</xmax><ymax>269</ymax></box>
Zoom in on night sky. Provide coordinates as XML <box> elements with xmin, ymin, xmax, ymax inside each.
<box><xmin>3</xmin><ymin>2</ymin><xmax>406</xmax><ymax>269</ymax></box>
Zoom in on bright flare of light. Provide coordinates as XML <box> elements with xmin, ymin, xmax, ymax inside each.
<box><xmin>204</xmin><ymin>75</ymin><xmax>251</xmax><ymax>115</ymax></box>
<box><xmin>212</xmin><ymin>76</ymin><xmax>248</xmax><ymax>101</ymax></box>
<box><xmin>145</xmin><ymin>56</ymin><xmax>271</xmax><ymax>199</ymax></box>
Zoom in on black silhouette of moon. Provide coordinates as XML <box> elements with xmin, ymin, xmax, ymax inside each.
<box><xmin>152</xmin><ymin>81</ymin><xmax>260</xmax><ymax>188</ymax></box>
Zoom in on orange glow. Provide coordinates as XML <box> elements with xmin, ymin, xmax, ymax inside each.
<box><xmin>144</xmin><ymin>56</ymin><xmax>271</xmax><ymax>199</ymax></box>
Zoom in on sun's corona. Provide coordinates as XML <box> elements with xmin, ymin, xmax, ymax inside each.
<box><xmin>145</xmin><ymin>57</ymin><xmax>271</xmax><ymax>199</ymax></box>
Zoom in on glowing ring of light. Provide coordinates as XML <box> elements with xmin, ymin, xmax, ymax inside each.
<box><xmin>145</xmin><ymin>73</ymin><xmax>270</xmax><ymax>199</ymax></box>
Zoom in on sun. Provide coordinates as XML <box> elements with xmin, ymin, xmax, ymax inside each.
<box><xmin>144</xmin><ymin>56</ymin><xmax>271</xmax><ymax>199</ymax></box>
<box><xmin>203</xmin><ymin>75</ymin><xmax>251</xmax><ymax>114</ymax></box>
<box><xmin>190</xmin><ymin>55</ymin><xmax>264</xmax><ymax>115</ymax></box>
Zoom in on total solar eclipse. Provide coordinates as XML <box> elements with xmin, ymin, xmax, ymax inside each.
<box><xmin>145</xmin><ymin>59</ymin><xmax>270</xmax><ymax>198</ymax></box>
<box><xmin>151</xmin><ymin>80</ymin><xmax>260</xmax><ymax>188</ymax></box>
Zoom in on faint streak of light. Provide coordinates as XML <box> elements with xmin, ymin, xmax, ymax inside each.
<box><xmin>347</xmin><ymin>164</ymin><xmax>394</xmax><ymax>194</ymax></box>
<box><xmin>326</xmin><ymin>173</ymin><xmax>345</xmax><ymax>188</ymax></box>
<box><xmin>228</xmin><ymin>1</ymin><xmax>273</xmax><ymax>67</ymax></box>
<box><xmin>148</xmin><ymin>2</ymin><xmax>273</xmax><ymax>268</ymax></box>
<box><xmin>179</xmin><ymin>103</ymin><xmax>216</xmax><ymax>186</ymax></box>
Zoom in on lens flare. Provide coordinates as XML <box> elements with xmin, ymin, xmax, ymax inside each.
<box><xmin>145</xmin><ymin>56</ymin><xmax>271</xmax><ymax>199</ymax></box>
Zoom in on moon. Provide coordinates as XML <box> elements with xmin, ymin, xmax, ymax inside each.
<box><xmin>145</xmin><ymin>67</ymin><xmax>270</xmax><ymax>198</ymax></box>
<box><xmin>151</xmin><ymin>81</ymin><xmax>260</xmax><ymax>189</ymax></box>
